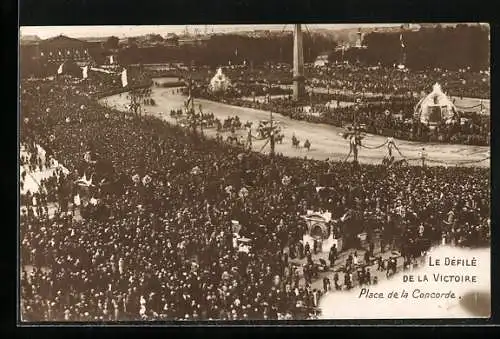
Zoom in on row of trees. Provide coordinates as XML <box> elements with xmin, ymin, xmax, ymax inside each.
<box><xmin>330</xmin><ymin>24</ymin><xmax>489</xmax><ymax>71</ymax></box>
<box><xmin>118</xmin><ymin>33</ymin><xmax>337</xmax><ymax>67</ymax></box>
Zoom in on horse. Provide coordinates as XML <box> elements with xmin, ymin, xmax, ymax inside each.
<box><xmin>232</xmin><ymin>119</ymin><xmax>242</xmax><ymax>130</ymax></box>
<box><xmin>292</xmin><ymin>135</ymin><xmax>300</xmax><ymax>148</ymax></box>
<box><xmin>275</xmin><ymin>133</ymin><xmax>284</xmax><ymax>144</ymax></box>
<box><xmin>303</xmin><ymin>139</ymin><xmax>311</xmax><ymax>151</ymax></box>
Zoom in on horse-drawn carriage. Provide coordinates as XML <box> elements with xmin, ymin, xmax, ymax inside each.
<box><xmin>216</xmin><ymin>116</ymin><xmax>243</xmax><ymax>132</ymax></box>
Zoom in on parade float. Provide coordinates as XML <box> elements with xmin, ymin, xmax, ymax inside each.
<box><xmin>209</xmin><ymin>67</ymin><xmax>232</xmax><ymax>94</ymax></box>
<box><xmin>414</xmin><ymin>83</ymin><xmax>458</xmax><ymax>127</ymax></box>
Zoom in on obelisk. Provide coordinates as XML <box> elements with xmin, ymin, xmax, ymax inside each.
<box><xmin>293</xmin><ymin>24</ymin><xmax>305</xmax><ymax>101</ymax></box>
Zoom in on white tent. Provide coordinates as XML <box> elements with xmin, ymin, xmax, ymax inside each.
<box><xmin>414</xmin><ymin>83</ymin><xmax>457</xmax><ymax>125</ymax></box>
<box><xmin>209</xmin><ymin>67</ymin><xmax>231</xmax><ymax>93</ymax></box>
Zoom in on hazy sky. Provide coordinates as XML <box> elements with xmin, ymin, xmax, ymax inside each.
<box><xmin>20</xmin><ymin>24</ymin><xmax>403</xmax><ymax>39</ymax></box>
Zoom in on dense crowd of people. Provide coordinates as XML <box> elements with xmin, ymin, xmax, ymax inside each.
<box><xmin>304</xmin><ymin>64</ymin><xmax>490</xmax><ymax>99</ymax></box>
<box><xmin>20</xmin><ymin>74</ymin><xmax>490</xmax><ymax>321</ymax></box>
<box><xmin>169</xmin><ymin>63</ymin><xmax>489</xmax><ymax>99</ymax></box>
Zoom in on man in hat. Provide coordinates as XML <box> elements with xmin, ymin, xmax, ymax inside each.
<box><xmin>328</xmin><ymin>244</ymin><xmax>337</xmax><ymax>268</ymax></box>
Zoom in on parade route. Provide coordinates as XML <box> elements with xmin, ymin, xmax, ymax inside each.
<box><xmin>101</xmin><ymin>85</ymin><xmax>490</xmax><ymax>167</ymax></box>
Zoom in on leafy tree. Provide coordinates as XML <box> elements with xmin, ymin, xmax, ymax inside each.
<box><xmin>147</xmin><ymin>34</ymin><xmax>164</xmax><ymax>42</ymax></box>
<box><xmin>105</xmin><ymin>36</ymin><xmax>119</xmax><ymax>50</ymax></box>
<box><xmin>358</xmin><ymin>25</ymin><xmax>489</xmax><ymax>71</ymax></box>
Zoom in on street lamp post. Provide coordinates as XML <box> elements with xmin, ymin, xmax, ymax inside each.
<box><xmin>353</xmin><ymin>101</ymin><xmax>359</xmax><ymax>124</ymax></box>
<box><xmin>269</xmin><ymin>110</ymin><xmax>275</xmax><ymax>157</ymax></box>
<box><xmin>198</xmin><ymin>104</ymin><xmax>204</xmax><ymax>136</ymax></box>
<box><xmin>309</xmin><ymin>82</ymin><xmax>314</xmax><ymax>107</ymax></box>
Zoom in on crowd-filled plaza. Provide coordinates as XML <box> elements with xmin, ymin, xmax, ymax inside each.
<box><xmin>19</xmin><ymin>24</ymin><xmax>490</xmax><ymax>321</ymax></box>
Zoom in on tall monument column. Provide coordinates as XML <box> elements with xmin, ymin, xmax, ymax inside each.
<box><xmin>293</xmin><ymin>24</ymin><xmax>305</xmax><ymax>101</ymax></box>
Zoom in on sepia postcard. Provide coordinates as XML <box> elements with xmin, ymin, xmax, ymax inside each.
<box><xmin>19</xmin><ymin>23</ymin><xmax>490</xmax><ymax>322</ymax></box>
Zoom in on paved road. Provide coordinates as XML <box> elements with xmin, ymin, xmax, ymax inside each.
<box><xmin>101</xmin><ymin>87</ymin><xmax>490</xmax><ymax>167</ymax></box>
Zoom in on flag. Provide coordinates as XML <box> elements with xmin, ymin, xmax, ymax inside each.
<box><xmin>121</xmin><ymin>68</ymin><xmax>128</xmax><ymax>87</ymax></box>
<box><xmin>110</xmin><ymin>55</ymin><xmax>114</xmax><ymax>64</ymax></box>
<box><xmin>57</xmin><ymin>63</ymin><xmax>63</xmax><ymax>75</ymax></box>
<box><xmin>400</xmin><ymin>33</ymin><xmax>405</xmax><ymax>48</ymax></box>
<box><xmin>82</xmin><ymin>66</ymin><xmax>88</xmax><ymax>79</ymax></box>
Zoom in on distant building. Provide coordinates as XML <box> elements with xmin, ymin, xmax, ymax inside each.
<box><xmin>146</xmin><ymin>34</ymin><xmax>163</xmax><ymax>41</ymax></box>
<box><xmin>178</xmin><ymin>36</ymin><xmax>209</xmax><ymax>47</ymax></box>
<box><xmin>249</xmin><ymin>30</ymin><xmax>272</xmax><ymax>38</ymax></box>
<box><xmin>164</xmin><ymin>33</ymin><xmax>179</xmax><ymax>47</ymax></box>
<box><xmin>82</xmin><ymin>37</ymin><xmax>108</xmax><ymax>49</ymax></box>
<box><xmin>419</xmin><ymin>23</ymin><xmax>437</xmax><ymax>30</ymax></box>
<box><xmin>20</xmin><ymin>35</ymin><xmax>41</xmax><ymax>45</ymax></box>
<box><xmin>25</xmin><ymin>35</ymin><xmax>96</xmax><ymax>64</ymax></box>
<box><xmin>20</xmin><ymin>35</ymin><xmax>101</xmax><ymax>77</ymax></box>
